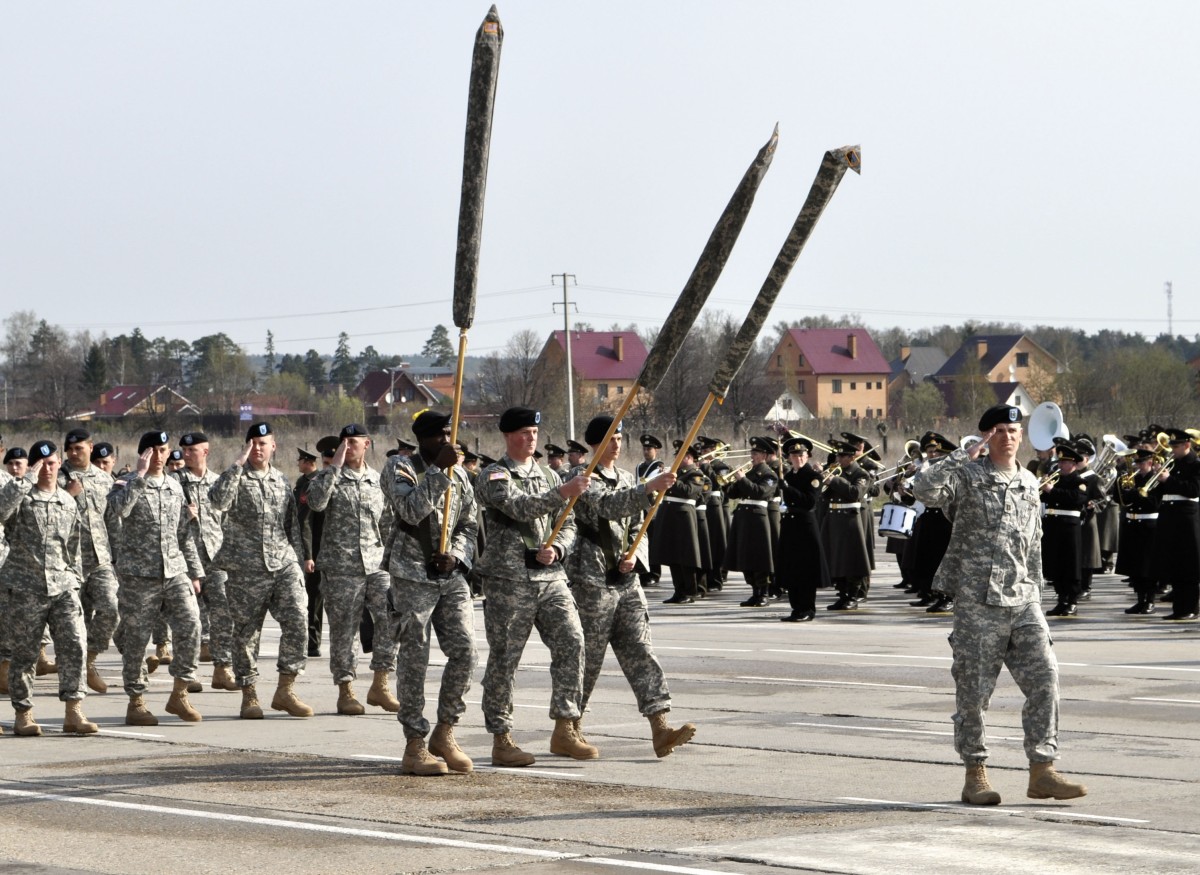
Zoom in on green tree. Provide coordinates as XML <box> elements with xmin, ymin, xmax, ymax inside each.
<box><xmin>80</xmin><ymin>342</ymin><xmax>108</xmax><ymax>398</ymax></box>
<box><xmin>303</xmin><ymin>349</ymin><xmax>327</xmax><ymax>391</ymax></box>
<box><xmin>260</xmin><ymin>372</ymin><xmax>312</xmax><ymax>410</ymax></box>
<box><xmin>421</xmin><ymin>324</ymin><xmax>455</xmax><ymax>368</ymax></box>
<box><xmin>329</xmin><ymin>332</ymin><xmax>358</xmax><ymax>390</ymax></box>
<box><xmin>278</xmin><ymin>353</ymin><xmax>306</xmax><ymax>378</ymax></box>
<box><xmin>317</xmin><ymin>393</ymin><xmax>366</xmax><ymax>430</ymax></box>
<box><xmin>262</xmin><ymin>331</ymin><xmax>278</xmax><ymax>382</ymax></box>
<box><xmin>898</xmin><ymin>382</ymin><xmax>947</xmax><ymax>427</ymax></box>
<box><xmin>190</xmin><ymin>333</ymin><xmax>254</xmax><ymax>414</ymax></box>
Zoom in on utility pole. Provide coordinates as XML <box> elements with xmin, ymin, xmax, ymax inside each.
<box><xmin>552</xmin><ymin>273</ymin><xmax>578</xmax><ymax>440</ymax></box>
<box><xmin>1165</xmin><ymin>281</ymin><xmax>1174</xmax><ymax>336</ymax></box>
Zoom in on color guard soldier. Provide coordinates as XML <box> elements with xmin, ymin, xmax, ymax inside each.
<box><xmin>778</xmin><ymin>437</ymin><xmax>830</xmax><ymax>622</ymax></box>
<box><xmin>725</xmin><ymin>437</ymin><xmax>778</xmax><ymax>607</ymax></box>
<box><xmin>474</xmin><ymin>407</ymin><xmax>593</xmax><ymax>766</ymax></box>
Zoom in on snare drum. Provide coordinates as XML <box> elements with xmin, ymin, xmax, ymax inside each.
<box><xmin>878</xmin><ymin>503</ymin><xmax>917</xmax><ymax>539</ymax></box>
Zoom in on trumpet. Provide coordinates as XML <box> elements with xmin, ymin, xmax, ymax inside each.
<box><xmin>716</xmin><ymin>460</ymin><xmax>753</xmax><ymax>487</ymax></box>
<box><xmin>1037</xmin><ymin>471</ymin><xmax>1061</xmax><ymax>489</ymax></box>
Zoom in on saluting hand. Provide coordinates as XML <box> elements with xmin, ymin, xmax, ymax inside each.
<box><xmin>332</xmin><ymin>439</ymin><xmax>349</xmax><ymax>468</ymax></box>
<box><xmin>136</xmin><ymin>448</ymin><xmax>153</xmax><ymax>478</ymax></box>
<box><xmin>968</xmin><ymin>429</ymin><xmax>995</xmax><ymax>461</ymax></box>
<box><xmin>236</xmin><ymin>440</ymin><xmax>252</xmax><ymax>467</ymax></box>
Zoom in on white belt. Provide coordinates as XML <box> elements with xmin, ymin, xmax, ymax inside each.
<box><xmin>664</xmin><ymin>497</ymin><xmax>695</xmax><ymax>506</ymax></box>
<box><xmin>1045</xmin><ymin>508</ymin><xmax>1082</xmax><ymax>517</ymax></box>
<box><xmin>738</xmin><ymin>499</ymin><xmax>768</xmax><ymax>508</ymax></box>
<box><xmin>1125</xmin><ymin>512</ymin><xmax>1159</xmax><ymax>520</ymax></box>
<box><xmin>695</xmin><ymin>504</ymin><xmax>707</xmax><ymax>513</ymax></box>
<box><xmin>769</xmin><ymin>497</ymin><xmax>782</xmax><ymax>504</ymax></box>
<box><xmin>1162</xmin><ymin>495</ymin><xmax>1199</xmax><ymax>503</ymax></box>
<box><xmin>830</xmin><ymin>502</ymin><xmax>862</xmax><ymax>511</ymax></box>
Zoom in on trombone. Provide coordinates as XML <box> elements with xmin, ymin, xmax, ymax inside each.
<box><xmin>872</xmin><ymin>440</ymin><xmax>924</xmax><ymax>485</ymax></box>
<box><xmin>1138</xmin><ymin>432</ymin><xmax>1175</xmax><ymax>497</ymax></box>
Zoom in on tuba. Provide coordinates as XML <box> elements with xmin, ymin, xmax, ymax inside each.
<box><xmin>1028</xmin><ymin>402</ymin><xmax>1070</xmax><ymax>451</ymax></box>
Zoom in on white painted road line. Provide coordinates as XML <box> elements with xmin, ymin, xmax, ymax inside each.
<box><xmin>839</xmin><ymin>796</ymin><xmax>1149</xmax><ymax>825</ymax></box>
<box><xmin>765</xmin><ymin>649</ymin><xmax>951</xmax><ymax>662</ymax></box>
<box><xmin>739</xmin><ymin>675</ymin><xmax>926</xmax><ymax>690</ymax></box>
<box><xmin>656</xmin><ymin>646</ymin><xmax>754</xmax><ymax>653</ymax></box>
<box><xmin>1131</xmin><ymin>697</ymin><xmax>1200</xmax><ymax>705</ymax></box>
<box><xmin>585</xmin><ymin>858</ymin><xmax>746</xmax><ymax>874</ymax></box>
<box><xmin>0</xmin><ymin>787</ymin><xmax>571</xmax><ymax>858</ymax></box>
<box><xmin>790</xmin><ymin>721</ymin><xmax>952</xmax><ymax>737</ymax></box>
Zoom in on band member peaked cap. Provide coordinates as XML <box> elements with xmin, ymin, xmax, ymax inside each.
<box><xmin>640</xmin><ymin>433</ymin><xmax>663</xmax><ymax>449</ymax></box>
<box><xmin>783</xmin><ymin>436</ymin><xmax>813</xmax><ymax>455</ymax></box>
<box><xmin>566</xmin><ymin>439</ymin><xmax>589</xmax><ymax>455</ymax></box>
<box><xmin>245</xmin><ymin>421</ymin><xmax>272</xmax><ymax>441</ymax></box>
<box><xmin>137</xmin><ymin>431</ymin><xmax>169</xmax><ymax>454</ymax></box>
<box><xmin>297</xmin><ymin>447</ymin><xmax>317</xmax><ymax>462</ymax></box>
<box><xmin>498</xmin><ymin>407</ymin><xmax>540</xmax><ymax>433</ymax></box>
<box><xmin>544</xmin><ymin>443</ymin><xmax>566</xmax><ymax>458</ymax></box>
<box><xmin>584</xmin><ymin>415</ymin><xmax>620</xmax><ymax>446</ymax></box>
<box><xmin>978</xmin><ymin>404</ymin><xmax>1022</xmax><ymax>431</ymax></box>
<box><xmin>749</xmin><ymin>436</ymin><xmax>774</xmax><ymax>454</ymax></box>
<box><xmin>920</xmin><ymin>431</ymin><xmax>956</xmax><ymax>454</ymax></box>
<box><xmin>316</xmin><ymin>435</ymin><xmax>339</xmax><ymax>457</ymax></box>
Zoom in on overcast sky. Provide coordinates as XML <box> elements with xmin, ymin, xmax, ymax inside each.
<box><xmin>2</xmin><ymin>2</ymin><xmax>1196</xmax><ymax>359</ymax></box>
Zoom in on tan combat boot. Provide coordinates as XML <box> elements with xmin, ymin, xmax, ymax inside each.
<box><xmin>36</xmin><ymin>647</ymin><xmax>58</xmax><ymax>676</ymax></box>
<box><xmin>365</xmin><ymin>670</ymin><xmax>400</xmax><ymax>712</ymax></box>
<box><xmin>63</xmin><ymin>700</ymin><xmax>99</xmax><ymax>735</ymax></box>
<box><xmin>491</xmin><ymin>731</ymin><xmax>536</xmax><ymax>767</ymax></box>
<box><xmin>86</xmin><ymin>651</ymin><xmax>107</xmax><ymax>694</ymax></box>
<box><xmin>145</xmin><ymin>653</ymin><xmax>160</xmax><ymax>674</ymax></box>
<box><xmin>550</xmin><ymin>717</ymin><xmax>599</xmax><ymax>760</ymax></box>
<box><xmin>13</xmin><ymin>708</ymin><xmax>42</xmax><ymax>736</ymax></box>
<box><xmin>211</xmin><ymin>664</ymin><xmax>238</xmax><ymax>691</ymax></box>
<box><xmin>648</xmin><ymin>710</ymin><xmax>697</xmax><ymax>758</ymax></box>
<box><xmin>165</xmin><ymin>677</ymin><xmax>203</xmax><ymax>722</ymax></box>
<box><xmin>156</xmin><ymin>643</ymin><xmax>173</xmax><ymax>665</ymax></box>
<box><xmin>186</xmin><ymin>679</ymin><xmax>203</xmax><ymax>693</ymax></box>
<box><xmin>0</xmin><ymin>659</ymin><xmax>10</xmax><ymax>695</ymax></box>
<box><xmin>962</xmin><ymin>762</ymin><xmax>1001</xmax><ymax>805</ymax></box>
<box><xmin>199</xmin><ymin>642</ymin><xmax>212</xmax><ymax>663</ymax></box>
<box><xmin>401</xmin><ymin>737</ymin><xmax>449</xmax><ymax>776</ymax></box>
<box><xmin>241</xmin><ymin>685</ymin><xmax>264</xmax><ymax>719</ymax></box>
<box><xmin>1028</xmin><ymin>761</ymin><xmax>1088</xmax><ymax>800</ymax></box>
<box><xmin>429</xmin><ymin>722</ymin><xmax>474</xmax><ymax>773</ymax></box>
<box><xmin>125</xmin><ymin>695</ymin><xmax>159</xmax><ymax>727</ymax></box>
<box><xmin>271</xmin><ymin>673</ymin><xmax>313</xmax><ymax>717</ymax></box>
<box><xmin>337</xmin><ymin>681</ymin><xmax>365</xmax><ymax>716</ymax></box>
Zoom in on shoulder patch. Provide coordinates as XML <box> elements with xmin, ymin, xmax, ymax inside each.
<box><xmin>1078</xmin><ymin>483</ymin><xmax>1087</xmax><ymax>491</ymax></box>
<box><xmin>489</xmin><ymin>470</ymin><xmax>510</xmax><ymax>481</ymax></box>
<box><xmin>811</xmin><ymin>479</ymin><xmax>821</xmax><ymax>489</ymax></box>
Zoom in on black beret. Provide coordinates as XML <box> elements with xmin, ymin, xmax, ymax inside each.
<box><xmin>168</xmin><ymin>449</ymin><xmax>183</xmax><ymax>462</ymax></box>
<box><xmin>316</xmin><ymin>435</ymin><xmax>339</xmax><ymax>457</ymax></box>
<box><xmin>640</xmin><ymin>433</ymin><xmax>663</xmax><ymax>450</ymax></box>
<box><xmin>498</xmin><ymin>407</ymin><xmax>540</xmax><ymax>433</ymax></box>
<box><xmin>584</xmin><ymin>415</ymin><xmax>620</xmax><ymax>446</ymax></box>
<box><xmin>29</xmin><ymin>440</ymin><xmax>57</xmax><ymax>460</ymax></box>
<box><xmin>138</xmin><ymin>431</ymin><xmax>169</xmax><ymax>454</ymax></box>
<box><xmin>3</xmin><ymin>447</ymin><xmax>27</xmax><ymax>464</ymax></box>
<box><xmin>245</xmin><ymin>421</ymin><xmax>272</xmax><ymax>441</ymax></box>
<box><xmin>339</xmin><ymin>423</ymin><xmax>369</xmax><ymax>440</ymax></box>
<box><xmin>978</xmin><ymin>404</ymin><xmax>1022</xmax><ymax>431</ymax></box>
<box><xmin>64</xmin><ymin>429</ymin><xmax>90</xmax><ymax>446</ymax></box>
<box><xmin>544</xmin><ymin>443</ymin><xmax>566</xmax><ymax>457</ymax></box>
<box><xmin>297</xmin><ymin>447</ymin><xmax>318</xmax><ymax>462</ymax></box>
<box><xmin>412</xmin><ymin>410</ymin><xmax>451</xmax><ymax>439</ymax></box>
<box><xmin>783</xmin><ymin>437</ymin><xmax>813</xmax><ymax>455</ymax></box>
<box><xmin>90</xmin><ymin>442</ymin><xmax>114</xmax><ymax>461</ymax></box>
<box><xmin>179</xmin><ymin>432</ymin><xmax>209</xmax><ymax>447</ymax></box>
<box><xmin>566</xmin><ymin>439</ymin><xmax>588</xmax><ymax>455</ymax></box>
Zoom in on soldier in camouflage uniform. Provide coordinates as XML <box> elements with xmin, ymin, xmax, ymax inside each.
<box><xmin>474</xmin><ymin>406</ymin><xmax>594</xmax><ymax>766</ymax></box>
<box><xmin>384</xmin><ymin>410</ymin><xmax>479</xmax><ymax>775</ymax></box>
<box><xmin>0</xmin><ymin>456</ymin><xmax>16</xmax><ymax>696</ymax></box>
<box><xmin>107</xmin><ymin>431</ymin><xmax>205</xmax><ymax>725</ymax></box>
<box><xmin>305</xmin><ymin>424</ymin><xmax>399</xmax><ymax>717</ymax></box>
<box><xmin>59</xmin><ymin>429</ymin><xmax>119</xmax><ymax>690</ymax></box>
<box><xmin>208</xmin><ymin>422</ymin><xmax>312</xmax><ymax>720</ymax></box>
<box><xmin>174</xmin><ymin>432</ymin><xmax>237</xmax><ymax>690</ymax></box>
<box><xmin>0</xmin><ymin>440</ymin><xmax>97</xmax><ymax>736</ymax></box>
<box><xmin>914</xmin><ymin>404</ymin><xmax>1088</xmax><ymax>806</ymax></box>
<box><xmin>569</xmin><ymin>416</ymin><xmax>697</xmax><ymax>757</ymax></box>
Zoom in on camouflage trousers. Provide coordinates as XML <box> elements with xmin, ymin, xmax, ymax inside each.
<box><xmin>572</xmin><ymin>578</ymin><xmax>671</xmax><ymax>717</ymax></box>
<box><xmin>199</xmin><ymin>570</ymin><xmax>232</xmax><ymax>665</ymax></box>
<box><xmin>226</xmin><ymin>564</ymin><xmax>309</xmax><ymax>687</ymax></box>
<box><xmin>321</xmin><ymin>570</ymin><xmax>396</xmax><ymax>683</ymax></box>
<box><xmin>6</xmin><ymin>587</ymin><xmax>86</xmax><ymax>711</ymax></box>
<box><xmin>117</xmin><ymin>574</ymin><xmax>201</xmax><ymax>697</ymax></box>
<box><xmin>480</xmin><ymin>575</ymin><xmax>584</xmax><ymax>734</ymax></box>
<box><xmin>949</xmin><ymin>591</ymin><xmax>1060</xmax><ymax>765</ymax></box>
<box><xmin>388</xmin><ymin>574</ymin><xmax>476</xmax><ymax>738</ymax></box>
<box><xmin>81</xmin><ymin>564</ymin><xmax>120</xmax><ymax>654</ymax></box>
<box><xmin>0</xmin><ymin>584</ymin><xmax>9</xmax><ymax>661</ymax></box>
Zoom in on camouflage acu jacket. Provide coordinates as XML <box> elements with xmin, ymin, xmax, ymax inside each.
<box><xmin>473</xmin><ymin>455</ymin><xmax>575</xmax><ymax>584</ymax></box>
<box><xmin>173</xmin><ymin>467</ymin><xmax>224</xmax><ymax>565</ymax></box>
<box><xmin>305</xmin><ymin>463</ymin><xmax>391</xmax><ymax>576</ymax></box>
<box><xmin>208</xmin><ymin>464</ymin><xmax>303</xmax><ymax>573</ymax></box>
<box><xmin>913</xmin><ymin>447</ymin><xmax>1043</xmax><ymax>606</ymax></box>
<box><xmin>107</xmin><ymin>474</ymin><xmax>203</xmax><ymax>580</ymax></box>
<box><xmin>384</xmin><ymin>455</ymin><xmax>477</xmax><ymax>582</ymax></box>
<box><xmin>0</xmin><ymin>477</ymin><xmax>83</xmax><ymax>596</ymax></box>
<box><xmin>58</xmin><ymin>462</ymin><xmax>114</xmax><ymax>570</ymax></box>
<box><xmin>565</xmin><ymin>463</ymin><xmax>651</xmax><ymax>588</ymax></box>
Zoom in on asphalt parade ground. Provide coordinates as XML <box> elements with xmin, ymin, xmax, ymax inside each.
<box><xmin>3</xmin><ymin>545</ymin><xmax>1200</xmax><ymax>874</ymax></box>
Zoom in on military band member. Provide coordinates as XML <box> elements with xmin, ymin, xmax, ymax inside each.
<box><xmin>566</xmin><ymin>439</ymin><xmax>589</xmax><ymax>470</ymax></box>
<box><xmin>305</xmin><ymin>424</ymin><xmax>399</xmax><ymax>716</ymax></box>
<box><xmin>725</xmin><ymin>437</ymin><xmax>778</xmax><ymax>608</ymax></box>
<box><xmin>696</xmin><ymin>436</ymin><xmax>729</xmax><ymax>592</ymax></box>
<box><xmin>295</xmin><ymin>445</ymin><xmax>325</xmax><ymax>657</ymax></box>
<box><xmin>914</xmin><ymin>404</ymin><xmax>1086</xmax><ymax>806</ymax></box>
<box><xmin>385</xmin><ymin>410</ymin><xmax>479</xmax><ymax>776</ymax></box>
<box><xmin>906</xmin><ymin>432</ymin><xmax>957</xmax><ymax>615</ymax></box>
<box><xmin>821</xmin><ymin>440</ymin><xmax>872</xmax><ymax>611</ymax></box>
<box><xmin>1072</xmin><ymin>435</ymin><xmax>1104</xmax><ymax>600</ymax></box>
<box><xmin>843</xmin><ymin>431</ymin><xmax>882</xmax><ymax>579</ymax></box>
<box><xmin>474</xmin><ymin>407</ymin><xmax>593</xmax><ymax>766</ymax></box>
<box><xmin>208</xmin><ymin>422</ymin><xmax>313</xmax><ymax>719</ymax></box>
<box><xmin>650</xmin><ymin>442</ymin><xmax>706</xmax><ymax>604</ymax></box>
<box><xmin>0</xmin><ymin>440</ymin><xmax>97</xmax><ymax>736</ymax></box>
<box><xmin>107</xmin><ymin>431</ymin><xmax>205</xmax><ymax>725</ymax></box>
<box><xmin>568</xmin><ymin>415</ymin><xmax>695</xmax><ymax>756</ymax></box>
<box><xmin>544</xmin><ymin>443</ymin><xmax>568</xmax><ymax>485</ymax></box>
<box><xmin>59</xmin><ymin>428</ymin><xmax>119</xmax><ymax>688</ymax></box>
<box><xmin>1041</xmin><ymin>442</ymin><xmax>1100</xmax><ymax>617</ymax></box>
<box><xmin>1151</xmin><ymin>428</ymin><xmax>1200</xmax><ymax>620</ymax></box>
<box><xmin>1116</xmin><ymin>448</ymin><xmax>1160</xmax><ymax>614</ymax></box>
<box><xmin>778</xmin><ymin>437</ymin><xmax>830</xmax><ymax>622</ymax></box>
<box><xmin>635</xmin><ymin>433</ymin><xmax>664</xmax><ymax>587</ymax></box>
